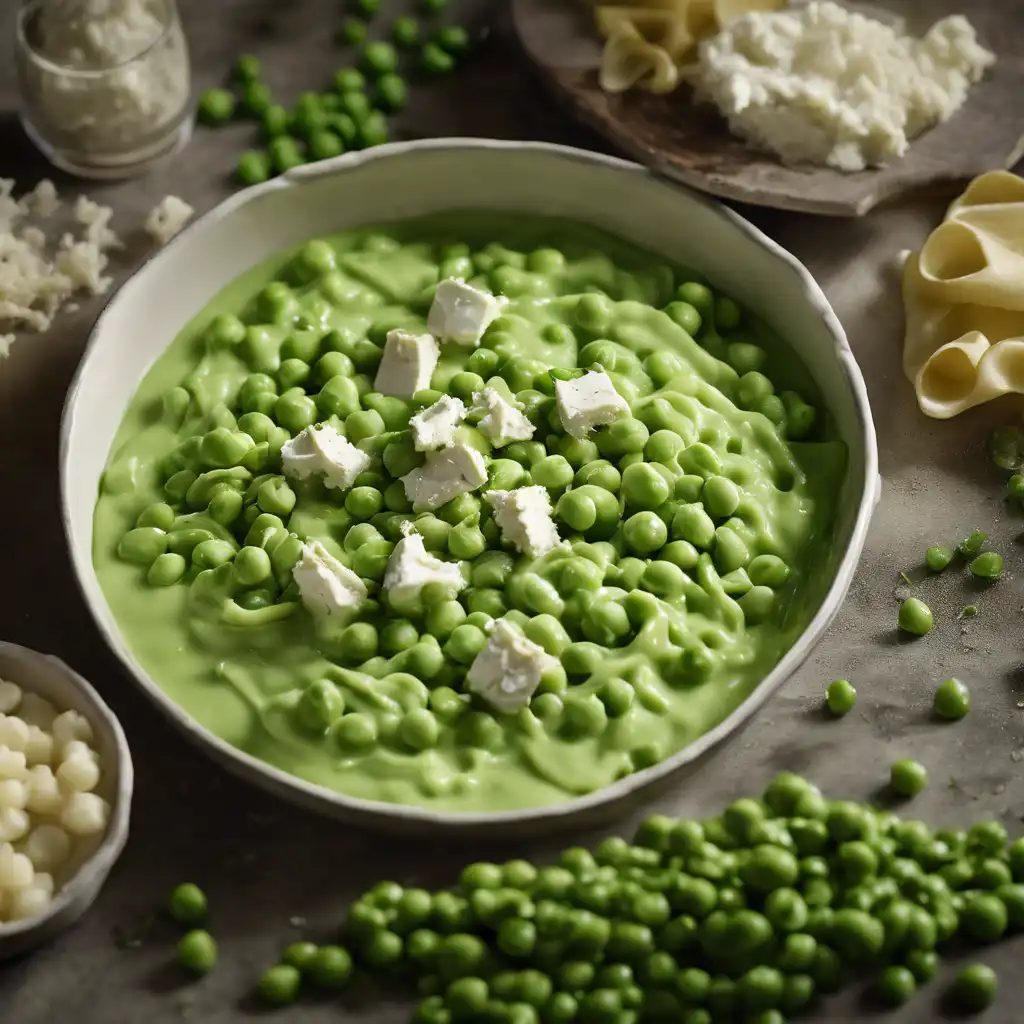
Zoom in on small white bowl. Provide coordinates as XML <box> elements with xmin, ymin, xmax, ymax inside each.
<box><xmin>61</xmin><ymin>139</ymin><xmax>878</xmax><ymax>836</ymax></box>
<box><xmin>0</xmin><ymin>641</ymin><xmax>132</xmax><ymax>958</ymax></box>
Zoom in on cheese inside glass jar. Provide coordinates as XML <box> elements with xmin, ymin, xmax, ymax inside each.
<box><xmin>93</xmin><ymin>214</ymin><xmax>846</xmax><ymax>813</ymax></box>
<box><xmin>14</xmin><ymin>0</ymin><xmax>192</xmax><ymax>179</ymax></box>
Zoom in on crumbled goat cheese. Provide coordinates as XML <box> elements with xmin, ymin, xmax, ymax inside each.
<box><xmin>427</xmin><ymin>278</ymin><xmax>503</xmax><ymax>346</ymax></box>
<box><xmin>410</xmin><ymin>395</ymin><xmax>466</xmax><ymax>451</ymax></box>
<box><xmin>694</xmin><ymin>2</ymin><xmax>996</xmax><ymax>171</ymax></box>
<box><xmin>374</xmin><ymin>329</ymin><xmax>440</xmax><ymax>398</ymax></box>
<box><xmin>0</xmin><ymin>179</ymin><xmax>125</xmax><ymax>352</ymax></box>
<box><xmin>402</xmin><ymin>443</ymin><xmax>489</xmax><ymax>512</ymax></box>
<box><xmin>292</xmin><ymin>541</ymin><xmax>367</xmax><ymax>619</ymax></box>
<box><xmin>383</xmin><ymin>530</ymin><xmax>466</xmax><ymax>604</ymax></box>
<box><xmin>280</xmin><ymin>423</ymin><xmax>370</xmax><ymax>492</ymax></box>
<box><xmin>486</xmin><ymin>486</ymin><xmax>562</xmax><ymax>558</ymax></box>
<box><xmin>467</xmin><ymin>618</ymin><xmax>559</xmax><ymax>715</ymax></box>
<box><xmin>472</xmin><ymin>388</ymin><xmax>536</xmax><ymax>447</ymax></box>
<box><xmin>26</xmin><ymin>0</ymin><xmax>191</xmax><ymax>156</ymax></box>
<box><xmin>144</xmin><ymin>195</ymin><xmax>193</xmax><ymax>246</ymax></box>
<box><xmin>554</xmin><ymin>370</ymin><xmax>630</xmax><ymax>438</ymax></box>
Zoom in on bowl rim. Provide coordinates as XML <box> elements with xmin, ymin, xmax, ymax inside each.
<box><xmin>0</xmin><ymin>640</ymin><xmax>133</xmax><ymax>938</ymax></box>
<box><xmin>60</xmin><ymin>137</ymin><xmax>878</xmax><ymax>828</ymax></box>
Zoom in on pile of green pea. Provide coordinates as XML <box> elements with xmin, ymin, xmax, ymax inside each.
<box><xmin>195</xmin><ymin>0</ymin><xmax>477</xmax><ymax>185</ymax></box>
<box><xmin>156</xmin><ymin>772</ymin><xmax>1023</xmax><ymax>1020</ymax></box>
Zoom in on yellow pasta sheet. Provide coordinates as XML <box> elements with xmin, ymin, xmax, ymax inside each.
<box><xmin>903</xmin><ymin>171</ymin><xmax>1024</xmax><ymax>419</ymax></box>
<box><xmin>593</xmin><ymin>0</ymin><xmax>782</xmax><ymax>95</ymax></box>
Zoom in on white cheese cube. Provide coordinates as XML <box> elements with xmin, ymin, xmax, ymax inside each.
<box><xmin>281</xmin><ymin>423</ymin><xmax>370</xmax><ymax>492</ymax></box>
<box><xmin>467</xmin><ymin>619</ymin><xmax>559</xmax><ymax>714</ymax></box>
<box><xmin>292</xmin><ymin>541</ymin><xmax>367</xmax><ymax>619</ymax></box>
<box><xmin>486</xmin><ymin>486</ymin><xmax>562</xmax><ymax>558</ymax></box>
<box><xmin>554</xmin><ymin>370</ymin><xmax>630</xmax><ymax>438</ymax></box>
<box><xmin>402</xmin><ymin>443</ymin><xmax>488</xmax><ymax>512</ymax></box>
<box><xmin>383</xmin><ymin>531</ymin><xmax>466</xmax><ymax>604</ymax></box>
<box><xmin>374</xmin><ymin>329</ymin><xmax>440</xmax><ymax>398</ymax></box>
<box><xmin>472</xmin><ymin>388</ymin><xmax>536</xmax><ymax>447</ymax></box>
<box><xmin>410</xmin><ymin>395</ymin><xmax>466</xmax><ymax>451</ymax></box>
<box><xmin>427</xmin><ymin>278</ymin><xmax>502</xmax><ymax>346</ymax></box>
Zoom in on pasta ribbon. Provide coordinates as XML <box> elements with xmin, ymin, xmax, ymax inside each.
<box><xmin>903</xmin><ymin>171</ymin><xmax>1024</xmax><ymax>419</ymax></box>
<box><xmin>592</xmin><ymin>0</ymin><xmax>784</xmax><ymax>95</ymax></box>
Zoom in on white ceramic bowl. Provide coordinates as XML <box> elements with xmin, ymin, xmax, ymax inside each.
<box><xmin>61</xmin><ymin>139</ymin><xmax>878</xmax><ymax>837</ymax></box>
<box><xmin>0</xmin><ymin>641</ymin><xmax>132</xmax><ymax>957</ymax></box>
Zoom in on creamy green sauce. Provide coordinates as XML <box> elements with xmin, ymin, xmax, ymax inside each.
<box><xmin>93</xmin><ymin>213</ymin><xmax>845</xmax><ymax>813</ymax></box>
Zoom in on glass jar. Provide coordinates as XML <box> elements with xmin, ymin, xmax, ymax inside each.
<box><xmin>15</xmin><ymin>0</ymin><xmax>193</xmax><ymax>180</ymax></box>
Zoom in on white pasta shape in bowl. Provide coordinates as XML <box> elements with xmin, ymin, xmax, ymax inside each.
<box><xmin>0</xmin><ymin>642</ymin><xmax>132</xmax><ymax>958</ymax></box>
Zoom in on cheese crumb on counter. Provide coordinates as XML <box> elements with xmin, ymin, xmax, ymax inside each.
<box><xmin>694</xmin><ymin>2</ymin><xmax>996</xmax><ymax>171</ymax></box>
<box><xmin>144</xmin><ymin>195</ymin><xmax>193</xmax><ymax>246</ymax></box>
<box><xmin>467</xmin><ymin>619</ymin><xmax>559</xmax><ymax>714</ymax></box>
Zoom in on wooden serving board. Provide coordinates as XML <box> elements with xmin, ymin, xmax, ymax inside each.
<box><xmin>511</xmin><ymin>0</ymin><xmax>1024</xmax><ymax>216</ymax></box>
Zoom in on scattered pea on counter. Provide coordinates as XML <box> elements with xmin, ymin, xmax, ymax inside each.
<box><xmin>897</xmin><ymin>597</ymin><xmax>933</xmax><ymax>636</ymax></box>
<box><xmin>934</xmin><ymin>678</ymin><xmax>970</xmax><ymax>721</ymax></box>
<box><xmin>825</xmin><ymin>678</ymin><xmax>856</xmax><ymax>716</ymax></box>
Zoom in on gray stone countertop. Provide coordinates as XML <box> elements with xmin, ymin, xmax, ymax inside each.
<box><xmin>0</xmin><ymin>1</ymin><xmax>1022</xmax><ymax>1020</ymax></box>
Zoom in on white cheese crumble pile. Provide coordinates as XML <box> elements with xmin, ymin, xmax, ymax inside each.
<box><xmin>694</xmin><ymin>2</ymin><xmax>996</xmax><ymax>172</ymax></box>
<box><xmin>280</xmin><ymin>423</ymin><xmax>370</xmax><ymax>492</ymax></box>
<box><xmin>427</xmin><ymin>278</ymin><xmax>503</xmax><ymax>347</ymax></box>
<box><xmin>291</xmin><ymin>541</ymin><xmax>368</xmax><ymax>620</ymax></box>
<box><xmin>410</xmin><ymin>395</ymin><xmax>466</xmax><ymax>452</ymax></box>
<box><xmin>0</xmin><ymin>177</ymin><xmax>192</xmax><ymax>360</ymax></box>
<box><xmin>383</xmin><ymin>528</ymin><xmax>467</xmax><ymax>604</ymax></box>
<box><xmin>467</xmin><ymin>619</ymin><xmax>559</xmax><ymax>715</ymax></box>
<box><xmin>486</xmin><ymin>486</ymin><xmax>562</xmax><ymax>559</ymax></box>
<box><xmin>374</xmin><ymin>330</ymin><xmax>440</xmax><ymax>398</ymax></box>
<box><xmin>0</xmin><ymin>678</ymin><xmax>111</xmax><ymax>923</ymax></box>
<box><xmin>472</xmin><ymin>388</ymin><xmax>536</xmax><ymax>448</ymax></box>
<box><xmin>23</xmin><ymin>0</ymin><xmax>191</xmax><ymax>158</ymax></box>
<box><xmin>555</xmin><ymin>370</ymin><xmax>630</xmax><ymax>438</ymax></box>
<box><xmin>402</xmin><ymin>443</ymin><xmax>489</xmax><ymax>512</ymax></box>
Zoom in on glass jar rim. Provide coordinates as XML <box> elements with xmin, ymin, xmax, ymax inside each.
<box><xmin>17</xmin><ymin>0</ymin><xmax>181</xmax><ymax>79</ymax></box>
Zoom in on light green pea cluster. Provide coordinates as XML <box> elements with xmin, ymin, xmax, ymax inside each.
<box><xmin>243</xmin><ymin>773</ymin><xmax>1015</xmax><ymax>1017</ymax></box>
<box><xmin>113</xmin><ymin>231</ymin><xmax>828</xmax><ymax>792</ymax></box>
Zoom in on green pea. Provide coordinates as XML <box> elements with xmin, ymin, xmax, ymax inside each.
<box><xmin>620</xmin><ymin>463</ymin><xmax>670</xmax><ymax>511</ymax></box>
<box><xmin>197</xmin><ymin>86</ymin><xmax>236</xmax><ymax>125</ymax></box>
<box><xmin>898</xmin><ymin>597</ymin><xmax>933</xmax><ymax>636</ymax></box>
<box><xmin>949</xmin><ymin>963</ymin><xmax>998</xmax><ymax>1013</ymax></box>
<box><xmin>560</xmin><ymin>692</ymin><xmax>608</xmax><ymax>739</ymax></box>
<box><xmin>923</xmin><ymin>543</ymin><xmax>954</xmax><ymax>572</ymax></box>
<box><xmin>146</xmin><ymin>552</ymin><xmax>186</xmax><ymax>587</ymax></box>
<box><xmin>581</xmin><ymin>600</ymin><xmax>631</xmax><ymax>646</ymax></box>
<box><xmin>345</xmin><ymin>408</ymin><xmax>385</xmax><ymax>442</ymax></box>
<box><xmin>930</xmin><ymin>677</ymin><xmax>969</xmax><ymax>720</ymax></box>
<box><xmin>396</xmin><ymin>708</ymin><xmax>439</xmax><ymax>751</ymax></box>
<box><xmin>825</xmin><ymin>679</ymin><xmax>856</xmax><ymax>716</ymax></box>
<box><xmin>192</xmin><ymin>538</ymin><xmax>235</xmax><ymax>570</ymax></box>
<box><xmin>622</xmin><ymin>512</ymin><xmax>667</xmax><ymax>554</ymax></box>
<box><xmin>740</xmin><ymin>845</ymin><xmax>799</xmax><ymax>892</ymax></box>
<box><xmin>235</xmin><ymin>150</ymin><xmax>271</xmax><ymax>185</ymax></box>
<box><xmin>307</xmin><ymin>944</ymin><xmax>353</xmax><ymax>990</ymax></box>
<box><xmin>747</xmin><ymin>554</ymin><xmax>790</xmax><ymax>588</ymax></box>
<box><xmin>118</xmin><ymin>526</ymin><xmax>168</xmax><ymax>566</ymax></box>
<box><xmin>295</xmin><ymin>679</ymin><xmax>345</xmax><ymax>735</ymax></box>
<box><xmin>444</xmin><ymin>624</ymin><xmax>487</xmax><ymax>666</ymax></box>
<box><xmin>177</xmin><ymin>929</ymin><xmax>217</xmax><ymax>974</ymax></box>
<box><xmin>702</xmin><ymin>476</ymin><xmax>740</xmax><ymax>519</ymax></box>
<box><xmin>335</xmin><ymin>712</ymin><xmax>378</xmax><ymax>752</ymax></box>
<box><xmin>961</xmin><ymin>893</ymin><xmax>1008</xmax><ymax>942</ymax></box>
<box><xmin>596</xmin><ymin>417</ymin><xmax>649</xmax><ymax>458</ymax></box>
<box><xmin>959</xmin><ymin>529</ymin><xmax>988</xmax><ymax>556</ymax></box>
<box><xmin>970</xmin><ymin>551</ymin><xmax>1003</xmax><ymax>581</ymax></box>
<box><xmin>671</xmin><ymin>503</ymin><xmax>715</xmax><ymax>549</ymax></box>
<box><xmin>889</xmin><ymin>758</ymin><xmax>929</xmax><ymax>797</ymax></box>
<box><xmin>531</xmin><ymin>454</ymin><xmax>573</xmax><ymax>491</ymax></box>
<box><xmin>241</xmin><ymin>79</ymin><xmax>272</xmax><ymax>117</ymax></box>
<box><xmin>168</xmin><ymin>883</ymin><xmax>207</xmax><ymax>926</ymax></box>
